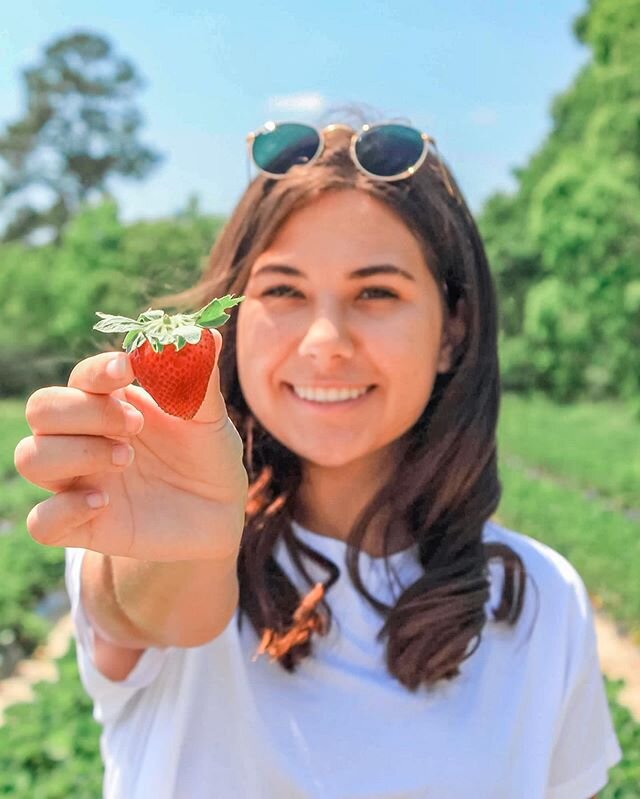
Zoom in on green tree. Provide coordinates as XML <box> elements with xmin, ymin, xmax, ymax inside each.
<box><xmin>479</xmin><ymin>0</ymin><xmax>640</xmax><ymax>408</ymax></box>
<box><xmin>0</xmin><ymin>30</ymin><xmax>162</xmax><ymax>246</ymax></box>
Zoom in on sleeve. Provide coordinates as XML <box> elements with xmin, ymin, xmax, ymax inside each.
<box><xmin>65</xmin><ymin>547</ymin><xmax>172</xmax><ymax>725</ymax></box>
<box><xmin>546</xmin><ymin>570</ymin><xmax>623</xmax><ymax>799</ymax></box>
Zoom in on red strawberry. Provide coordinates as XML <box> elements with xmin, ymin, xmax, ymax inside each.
<box><xmin>128</xmin><ymin>328</ymin><xmax>217</xmax><ymax>419</ymax></box>
<box><xmin>93</xmin><ymin>294</ymin><xmax>244</xmax><ymax>420</ymax></box>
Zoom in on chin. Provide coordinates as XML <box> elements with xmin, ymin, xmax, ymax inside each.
<box><xmin>300</xmin><ymin>454</ymin><xmax>360</xmax><ymax>469</ymax></box>
<box><xmin>287</xmin><ymin>441</ymin><xmax>385</xmax><ymax>471</ymax></box>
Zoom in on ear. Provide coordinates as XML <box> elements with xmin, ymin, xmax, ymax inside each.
<box><xmin>437</xmin><ymin>298</ymin><xmax>467</xmax><ymax>374</ymax></box>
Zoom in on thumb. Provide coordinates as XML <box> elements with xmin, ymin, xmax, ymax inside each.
<box><xmin>193</xmin><ymin>328</ymin><xmax>229</xmax><ymax>425</ymax></box>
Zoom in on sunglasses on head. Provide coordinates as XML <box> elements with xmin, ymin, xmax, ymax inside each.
<box><xmin>246</xmin><ymin>120</ymin><xmax>455</xmax><ymax>195</ymax></box>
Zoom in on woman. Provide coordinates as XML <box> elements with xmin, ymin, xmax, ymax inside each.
<box><xmin>15</xmin><ymin>118</ymin><xmax>621</xmax><ymax>797</ymax></box>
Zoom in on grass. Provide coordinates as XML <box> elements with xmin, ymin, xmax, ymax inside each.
<box><xmin>0</xmin><ymin>399</ymin><xmax>30</xmax><ymax>478</ymax></box>
<box><xmin>497</xmin><ymin>391</ymin><xmax>640</xmax><ymax>640</ymax></box>
<box><xmin>498</xmin><ymin>392</ymin><xmax>640</xmax><ymax>510</ymax></box>
<box><xmin>495</xmin><ymin>458</ymin><xmax>640</xmax><ymax>639</ymax></box>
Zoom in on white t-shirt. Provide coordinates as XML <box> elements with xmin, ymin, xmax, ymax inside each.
<box><xmin>65</xmin><ymin>519</ymin><xmax>622</xmax><ymax>799</ymax></box>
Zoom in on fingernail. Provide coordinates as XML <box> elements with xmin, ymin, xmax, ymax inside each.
<box><xmin>112</xmin><ymin>443</ymin><xmax>134</xmax><ymax>466</ymax></box>
<box><xmin>86</xmin><ymin>491</ymin><xmax>108</xmax><ymax>509</ymax></box>
<box><xmin>106</xmin><ymin>355</ymin><xmax>127</xmax><ymax>379</ymax></box>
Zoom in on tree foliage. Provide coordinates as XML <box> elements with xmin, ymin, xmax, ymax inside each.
<box><xmin>479</xmin><ymin>0</ymin><xmax>640</xmax><ymax>409</ymax></box>
<box><xmin>0</xmin><ymin>30</ymin><xmax>162</xmax><ymax>245</ymax></box>
<box><xmin>0</xmin><ymin>198</ymin><xmax>225</xmax><ymax>396</ymax></box>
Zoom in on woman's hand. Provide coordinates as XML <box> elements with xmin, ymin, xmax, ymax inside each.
<box><xmin>14</xmin><ymin>329</ymin><xmax>248</xmax><ymax>563</ymax></box>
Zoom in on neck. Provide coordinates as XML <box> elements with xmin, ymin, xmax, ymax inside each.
<box><xmin>292</xmin><ymin>450</ymin><xmax>413</xmax><ymax>557</ymax></box>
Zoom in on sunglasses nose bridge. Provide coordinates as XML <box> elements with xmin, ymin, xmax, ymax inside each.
<box><xmin>322</xmin><ymin>123</ymin><xmax>354</xmax><ymax>136</ymax></box>
<box><xmin>321</xmin><ymin>124</ymin><xmax>355</xmax><ymax>153</ymax></box>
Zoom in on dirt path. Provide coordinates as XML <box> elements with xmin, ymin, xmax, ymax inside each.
<box><xmin>1</xmin><ymin>605</ymin><xmax>639</xmax><ymax>725</ymax></box>
<box><xmin>593</xmin><ymin>609</ymin><xmax>640</xmax><ymax>719</ymax></box>
<box><xmin>0</xmin><ymin>614</ymin><xmax>74</xmax><ymax>725</ymax></box>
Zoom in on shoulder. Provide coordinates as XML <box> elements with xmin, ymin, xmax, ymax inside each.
<box><xmin>483</xmin><ymin>518</ymin><xmax>589</xmax><ymax>601</ymax></box>
<box><xmin>482</xmin><ymin>518</ymin><xmax>594</xmax><ymax>639</ymax></box>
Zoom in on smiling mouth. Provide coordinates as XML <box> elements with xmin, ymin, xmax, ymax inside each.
<box><xmin>284</xmin><ymin>383</ymin><xmax>376</xmax><ymax>406</ymax></box>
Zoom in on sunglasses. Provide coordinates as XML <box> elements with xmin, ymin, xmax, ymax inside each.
<box><xmin>246</xmin><ymin>121</ymin><xmax>455</xmax><ymax>194</ymax></box>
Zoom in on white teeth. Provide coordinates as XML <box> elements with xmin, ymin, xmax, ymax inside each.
<box><xmin>292</xmin><ymin>385</ymin><xmax>370</xmax><ymax>402</ymax></box>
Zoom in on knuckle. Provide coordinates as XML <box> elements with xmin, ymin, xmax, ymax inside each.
<box><xmin>68</xmin><ymin>354</ymin><xmax>101</xmax><ymax>388</ymax></box>
<box><xmin>26</xmin><ymin>502</ymin><xmax>65</xmax><ymax>547</ymax></box>
<box><xmin>230</xmin><ymin>422</ymin><xmax>245</xmax><ymax>456</ymax></box>
<box><xmin>13</xmin><ymin>436</ymin><xmax>35</xmax><ymax>475</ymax></box>
<box><xmin>99</xmin><ymin>397</ymin><xmax>121</xmax><ymax>433</ymax></box>
<box><xmin>26</xmin><ymin>502</ymin><xmax>49</xmax><ymax>544</ymax></box>
<box><xmin>67</xmin><ymin>362</ymin><xmax>80</xmax><ymax>387</ymax></box>
<box><xmin>81</xmin><ymin>439</ymin><xmax>104</xmax><ymax>471</ymax></box>
<box><xmin>25</xmin><ymin>388</ymin><xmax>53</xmax><ymax>428</ymax></box>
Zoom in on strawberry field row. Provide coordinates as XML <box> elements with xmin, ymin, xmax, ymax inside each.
<box><xmin>1</xmin><ymin>401</ymin><xmax>65</xmax><ymax>671</ymax></box>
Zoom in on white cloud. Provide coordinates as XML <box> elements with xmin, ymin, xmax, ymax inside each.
<box><xmin>469</xmin><ymin>106</ymin><xmax>498</xmax><ymax>126</ymax></box>
<box><xmin>266</xmin><ymin>91</ymin><xmax>328</xmax><ymax>115</ymax></box>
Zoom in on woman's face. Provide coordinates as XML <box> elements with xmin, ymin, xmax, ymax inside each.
<box><xmin>236</xmin><ymin>188</ymin><xmax>456</xmax><ymax>472</ymax></box>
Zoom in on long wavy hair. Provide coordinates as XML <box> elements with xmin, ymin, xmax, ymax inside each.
<box><xmin>153</xmin><ymin>117</ymin><xmax>529</xmax><ymax>691</ymax></box>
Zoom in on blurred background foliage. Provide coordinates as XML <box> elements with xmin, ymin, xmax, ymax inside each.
<box><xmin>0</xmin><ymin>197</ymin><xmax>225</xmax><ymax>395</ymax></box>
<box><xmin>477</xmin><ymin>0</ymin><xmax>640</xmax><ymax>410</ymax></box>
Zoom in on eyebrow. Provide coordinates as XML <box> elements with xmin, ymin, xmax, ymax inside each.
<box><xmin>250</xmin><ymin>263</ymin><xmax>416</xmax><ymax>282</ymax></box>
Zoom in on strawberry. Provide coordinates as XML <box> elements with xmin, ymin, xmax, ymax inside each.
<box><xmin>93</xmin><ymin>294</ymin><xmax>244</xmax><ymax>420</ymax></box>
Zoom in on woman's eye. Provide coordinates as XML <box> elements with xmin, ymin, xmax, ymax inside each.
<box><xmin>261</xmin><ymin>285</ymin><xmax>302</xmax><ymax>298</ymax></box>
<box><xmin>359</xmin><ymin>287</ymin><xmax>398</xmax><ymax>300</ymax></box>
<box><xmin>261</xmin><ymin>285</ymin><xmax>398</xmax><ymax>300</ymax></box>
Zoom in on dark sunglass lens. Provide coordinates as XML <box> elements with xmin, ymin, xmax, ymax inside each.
<box><xmin>252</xmin><ymin>124</ymin><xmax>321</xmax><ymax>175</ymax></box>
<box><xmin>354</xmin><ymin>124</ymin><xmax>424</xmax><ymax>177</ymax></box>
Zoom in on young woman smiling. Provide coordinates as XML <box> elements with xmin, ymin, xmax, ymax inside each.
<box><xmin>16</xmin><ymin>118</ymin><xmax>621</xmax><ymax>798</ymax></box>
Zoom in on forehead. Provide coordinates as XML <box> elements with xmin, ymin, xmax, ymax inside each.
<box><xmin>251</xmin><ymin>189</ymin><xmax>429</xmax><ymax>273</ymax></box>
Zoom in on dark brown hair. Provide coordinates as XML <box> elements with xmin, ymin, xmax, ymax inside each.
<box><xmin>154</xmin><ymin>118</ymin><xmax>530</xmax><ymax>691</ymax></box>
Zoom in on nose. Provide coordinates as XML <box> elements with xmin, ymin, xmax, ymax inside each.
<box><xmin>297</xmin><ymin>311</ymin><xmax>355</xmax><ymax>366</ymax></box>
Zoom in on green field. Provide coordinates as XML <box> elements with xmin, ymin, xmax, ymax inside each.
<box><xmin>0</xmin><ymin>392</ymin><xmax>638</xmax><ymax>796</ymax></box>
<box><xmin>498</xmin><ymin>392</ymin><xmax>640</xmax><ymax>511</ymax></box>
<box><xmin>497</xmin><ymin>393</ymin><xmax>640</xmax><ymax>641</ymax></box>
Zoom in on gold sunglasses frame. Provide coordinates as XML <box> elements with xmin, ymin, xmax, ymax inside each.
<box><xmin>246</xmin><ymin>120</ymin><xmax>455</xmax><ymax>194</ymax></box>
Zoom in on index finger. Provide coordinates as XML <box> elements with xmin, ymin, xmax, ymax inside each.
<box><xmin>68</xmin><ymin>351</ymin><xmax>135</xmax><ymax>395</ymax></box>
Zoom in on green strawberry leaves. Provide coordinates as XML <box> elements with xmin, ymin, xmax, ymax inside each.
<box><xmin>195</xmin><ymin>294</ymin><xmax>245</xmax><ymax>328</ymax></box>
<box><xmin>93</xmin><ymin>294</ymin><xmax>245</xmax><ymax>354</ymax></box>
<box><xmin>93</xmin><ymin>313</ymin><xmax>141</xmax><ymax>333</ymax></box>
<box><xmin>122</xmin><ymin>329</ymin><xmax>143</xmax><ymax>350</ymax></box>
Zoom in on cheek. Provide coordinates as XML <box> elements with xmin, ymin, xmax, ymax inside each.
<box><xmin>377</xmin><ymin>314</ymin><xmax>441</xmax><ymax>378</ymax></box>
<box><xmin>376</xmin><ymin>317</ymin><xmax>443</xmax><ymax>421</ymax></box>
<box><xmin>236</xmin><ymin>306</ymin><xmax>287</xmax><ymax>395</ymax></box>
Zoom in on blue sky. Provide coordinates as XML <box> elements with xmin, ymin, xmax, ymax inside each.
<box><xmin>1</xmin><ymin>0</ymin><xmax>590</xmax><ymax>223</ymax></box>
